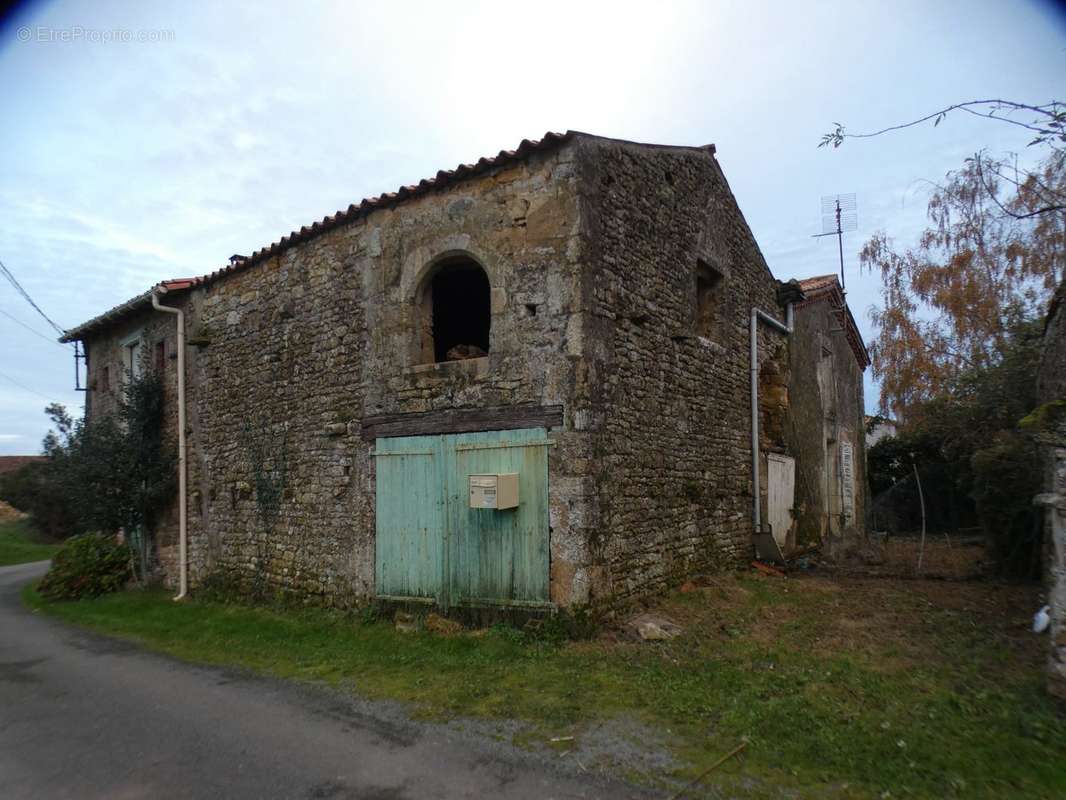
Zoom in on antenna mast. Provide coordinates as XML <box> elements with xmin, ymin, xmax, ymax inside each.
<box><xmin>812</xmin><ymin>193</ymin><xmax>857</xmax><ymax>292</ymax></box>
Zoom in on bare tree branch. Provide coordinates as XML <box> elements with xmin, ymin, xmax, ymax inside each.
<box><xmin>1001</xmin><ymin>204</ymin><xmax>1066</xmax><ymax>219</ymax></box>
<box><xmin>819</xmin><ymin>99</ymin><xmax>1066</xmax><ymax>150</ymax></box>
<box><xmin>973</xmin><ymin>152</ymin><xmax>1066</xmax><ymax>219</ymax></box>
<box><xmin>973</xmin><ymin>155</ymin><xmax>1031</xmax><ymax>221</ymax></box>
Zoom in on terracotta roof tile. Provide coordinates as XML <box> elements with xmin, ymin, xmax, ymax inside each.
<box><xmin>0</xmin><ymin>455</ymin><xmax>45</xmax><ymax>475</ymax></box>
<box><xmin>796</xmin><ymin>274</ymin><xmax>839</xmax><ymax>294</ymax></box>
<box><xmin>61</xmin><ymin>131</ymin><xmax>574</xmax><ymax>341</ymax></box>
<box><xmin>169</xmin><ymin>132</ymin><xmax>573</xmax><ymax>295</ymax></box>
<box><xmin>794</xmin><ymin>273</ymin><xmax>871</xmax><ymax>370</ymax></box>
<box><xmin>62</xmin><ymin>132</ymin><xmax>724</xmax><ymax>343</ymax></box>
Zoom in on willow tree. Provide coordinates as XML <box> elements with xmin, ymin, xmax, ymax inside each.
<box><xmin>863</xmin><ymin>150</ymin><xmax>1065</xmax><ymax>418</ymax></box>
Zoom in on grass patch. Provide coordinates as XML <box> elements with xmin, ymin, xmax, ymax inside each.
<box><xmin>0</xmin><ymin>518</ymin><xmax>60</xmax><ymax>566</ymax></box>
<box><xmin>24</xmin><ymin>574</ymin><xmax>1066</xmax><ymax>799</ymax></box>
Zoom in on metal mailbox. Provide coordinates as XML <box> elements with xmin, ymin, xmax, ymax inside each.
<box><xmin>469</xmin><ymin>473</ymin><xmax>519</xmax><ymax>510</ymax></box>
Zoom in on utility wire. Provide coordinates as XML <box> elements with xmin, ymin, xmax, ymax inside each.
<box><xmin>0</xmin><ymin>256</ymin><xmax>67</xmax><ymax>337</ymax></box>
<box><xmin>0</xmin><ymin>307</ymin><xmax>66</xmax><ymax>348</ymax></box>
<box><xmin>0</xmin><ymin>368</ymin><xmax>55</xmax><ymax>402</ymax></box>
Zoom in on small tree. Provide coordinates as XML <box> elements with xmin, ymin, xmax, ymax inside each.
<box><xmin>39</xmin><ymin>372</ymin><xmax>175</xmax><ymax>580</ymax></box>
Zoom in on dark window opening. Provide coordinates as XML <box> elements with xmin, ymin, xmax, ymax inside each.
<box><xmin>695</xmin><ymin>259</ymin><xmax>725</xmax><ymax>340</ymax></box>
<box><xmin>100</xmin><ymin>365</ymin><xmax>110</xmax><ymax>392</ymax></box>
<box><xmin>428</xmin><ymin>260</ymin><xmax>491</xmax><ymax>363</ymax></box>
<box><xmin>154</xmin><ymin>340</ymin><xmax>166</xmax><ymax>372</ymax></box>
<box><xmin>525</xmin><ymin>303</ymin><xmax>538</xmax><ymax>317</ymax></box>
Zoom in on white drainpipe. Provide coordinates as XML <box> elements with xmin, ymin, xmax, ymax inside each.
<box><xmin>151</xmin><ymin>288</ymin><xmax>188</xmax><ymax>600</ymax></box>
<box><xmin>750</xmin><ymin>303</ymin><xmax>794</xmax><ymax>533</ymax></box>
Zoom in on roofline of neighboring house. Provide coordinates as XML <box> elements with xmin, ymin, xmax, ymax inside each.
<box><xmin>59</xmin><ymin>279</ymin><xmax>197</xmax><ymax>343</ymax></box>
<box><xmin>0</xmin><ymin>454</ymin><xmax>47</xmax><ymax>475</ymax></box>
<box><xmin>61</xmin><ymin>130</ymin><xmax>724</xmax><ymax>343</ymax></box>
<box><xmin>793</xmin><ymin>274</ymin><xmax>871</xmax><ymax>370</ymax></box>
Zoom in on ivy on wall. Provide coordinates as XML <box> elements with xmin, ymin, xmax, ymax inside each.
<box><xmin>240</xmin><ymin>416</ymin><xmax>288</xmax><ymax>532</ymax></box>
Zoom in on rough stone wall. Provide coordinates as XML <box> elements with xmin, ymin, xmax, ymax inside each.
<box><xmin>788</xmin><ymin>295</ymin><xmax>868</xmax><ymax>549</ymax></box>
<box><xmin>573</xmin><ymin>137</ymin><xmax>788</xmax><ymax>605</ymax></box>
<box><xmin>84</xmin><ymin>310</ymin><xmax>176</xmax><ymax>420</ymax></box>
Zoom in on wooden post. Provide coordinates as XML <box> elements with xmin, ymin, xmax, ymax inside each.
<box><xmin>914</xmin><ymin>463</ymin><xmax>927</xmax><ymax>574</ymax></box>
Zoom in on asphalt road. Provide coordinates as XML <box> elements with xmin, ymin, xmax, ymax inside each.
<box><xmin>0</xmin><ymin>561</ymin><xmax>646</xmax><ymax>799</ymax></box>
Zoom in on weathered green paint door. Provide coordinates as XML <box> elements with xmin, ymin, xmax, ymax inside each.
<box><xmin>374</xmin><ymin>428</ymin><xmax>550</xmax><ymax>609</ymax></box>
<box><xmin>449</xmin><ymin>429</ymin><xmax>550</xmax><ymax>607</ymax></box>
<box><xmin>374</xmin><ymin>434</ymin><xmax>443</xmax><ymax>602</ymax></box>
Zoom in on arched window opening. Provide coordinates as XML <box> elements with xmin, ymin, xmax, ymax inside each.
<box><xmin>419</xmin><ymin>258</ymin><xmax>491</xmax><ymax>364</ymax></box>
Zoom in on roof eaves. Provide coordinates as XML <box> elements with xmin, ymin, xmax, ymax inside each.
<box><xmin>59</xmin><ymin>279</ymin><xmax>195</xmax><ymax>343</ymax></box>
<box><xmin>793</xmin><ymin>274</ymin><xmax>871</xmax><ymax>369</ymax></box>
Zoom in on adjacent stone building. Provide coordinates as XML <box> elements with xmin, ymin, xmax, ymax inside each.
<box><xmin>1034</xmin><ymin>278</ymin><xmax>1066</xmax><ymax>698</ymax></box>
<box><xmin>786</xmin><ymin>275</ymin><xmax>870</xmax><ymax>551</ymax></box>
<box><xmin>60</xmin><ymin>131</ymin><xmax>865</xmax><ymax>611</ymax></box>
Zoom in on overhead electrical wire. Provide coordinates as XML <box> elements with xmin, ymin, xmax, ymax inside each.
<box><xmin>0</xmin><ymin>307</ymin><xmax>66</xmax><ymax>348</ymax></box>
<box><xmin>0</xmin><ymin>368</ymin><xmax>55</xmax><ymax>402</ymax></box>
<box><xmin>0</xmin><ymin>256</ymin><xmax>67</xmax><ymax>338</ymax></box>
<box><xmin>0</xmin><ymin>256</ymin><xmax>78</xmax><ymax>403</ymax></box>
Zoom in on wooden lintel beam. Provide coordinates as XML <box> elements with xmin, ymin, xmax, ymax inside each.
<box><xmin>360</xmin><ymin>404</ymin><xmax>564</xmax><ymax>441</ymax></box>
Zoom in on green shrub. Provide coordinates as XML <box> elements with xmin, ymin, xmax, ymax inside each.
<box><xmin>971</xmin><ymin>432</ymin><xmax>1043</xmax><ymax>577</ymax></box>
<box><xmin>38</xmin><ymin>534</ymin><xmax>132</xmax><ymax>600</ymax></box>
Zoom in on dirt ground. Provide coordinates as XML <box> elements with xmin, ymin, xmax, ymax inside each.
<box><xmin>820</xmin><ymin>533</ymin><xmax>991</xmax><ymax>580</ymax></box>
<box><xmin>629</xmin><ymin>539</ymin><xmax>1047</xmax><ymax>684</ymax></box>
<box><xmin>0</xmin><ymin>501</ymin><xmax>27</xmax><ymax>522</ymax></box>
<box><xmin>593</xmin><ymin>547</ymin><xmax>1060</xmax><ymax>797</ymax></box>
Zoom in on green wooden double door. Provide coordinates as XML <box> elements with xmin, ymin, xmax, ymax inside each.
<box><xmin>374</xmin><ymin>427</ymin><xmax>551</xmax><ymax>609</ymax></box>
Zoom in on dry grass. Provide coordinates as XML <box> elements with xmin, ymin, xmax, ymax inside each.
<box><xmin>881</xmin><ymin>535</ymin><xmax>988</xmax><ymax>579</ymax></box>
<box><xmin>820</xmin><ymin>534</ymin><xmax>989</xmax><ymax>581</ymax></box>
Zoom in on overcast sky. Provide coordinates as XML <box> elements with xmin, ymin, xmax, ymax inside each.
<box><xmin>0</xmin><ymin>0</ymin><xmax>1064</xmax><ymax>455</ymax></box>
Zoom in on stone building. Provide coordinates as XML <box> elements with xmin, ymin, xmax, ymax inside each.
<box><xmin>784</xmin><ymin>275</ymin><xmax>870</xmax><ymax>551</ymax></box>
<box><xmin>60</xmin><ymin>131</ymin><xmax>864</xmax><ymax>611</ymax></box>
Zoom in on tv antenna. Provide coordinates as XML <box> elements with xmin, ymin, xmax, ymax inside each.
<box><xmin>812</xmin><ymin>193</ymin><xmax>857</xmax><ymax>292</ymax></box>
